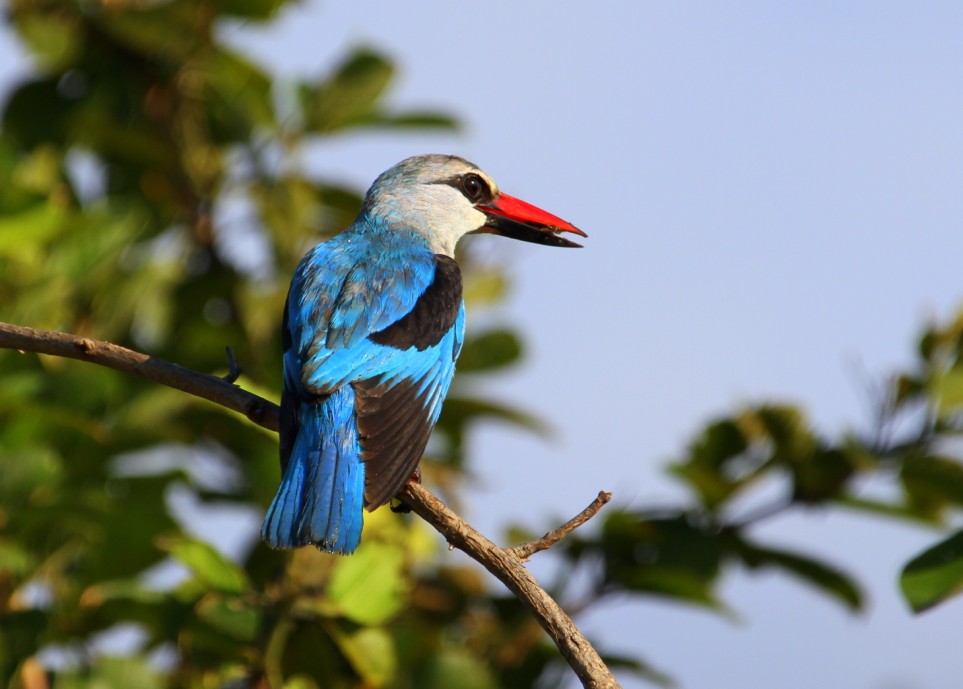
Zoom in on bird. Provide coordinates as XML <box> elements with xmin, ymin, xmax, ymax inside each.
<box><xmin>261</xmin><ymin>154</ymin><xmax>586</xmax><ymax>554</ymax></box>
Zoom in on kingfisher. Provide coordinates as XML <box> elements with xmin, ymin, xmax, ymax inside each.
<box><xmin>261</xmin><ymin>154</ymin><xmax>585</xmax><ymax>554</ymax></box>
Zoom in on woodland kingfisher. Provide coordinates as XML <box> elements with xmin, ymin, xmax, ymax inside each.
<box><xmin>261</xmin><ymin>154</ymin><xmax>585</xmax><ymax>553</ymax></box>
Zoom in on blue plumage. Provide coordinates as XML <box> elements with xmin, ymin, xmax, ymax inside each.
<box><xmin>262</xmin><ymin>228</ymin><xmax>463</xmax><ymax>553</ymax></box>
<box><xmin>262</xmin><ymin>388</ymin><xmax>366</xmax><ymax>552</ymax></box>
<box><xmin>261</xmin><ymin>155</ymin><xmax>584</xmax><ymax>554</ymax></box>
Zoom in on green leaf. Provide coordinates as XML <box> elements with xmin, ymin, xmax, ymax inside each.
<box><xmin>300</xmin><ymin>49</ymin><xmax>394</xmax><ymax>133</ymax></box>
<box><xmin>196</xmin><ymin>593</ymin><xmax>261</xmax><ymax>641</ymax></box>
<box><xmin>78</xmin><ymin>579</ymin><xmax>176</xmax><ymax>637</ymax></box>
<box><xmin>737</xmin><ymin>542</ymin><xmax>863</xmax><ymax>611</ymax></box>
<box><xmin>901</xmin><ymin>455</ymin><xmax>963</xmax><ymax>512</ymax></box>
<box><xmin>2</xmin><ymin>78</ymin><xmax>72</xmax><ymax>149</ymax></box>
<box><xmin>900</xmin><ymin>528</ymin><xmax>963</xmax><ymax>613</ymax></box>
<box><xmin>327</xmin><ymin>541</ymin><xmax>406</xmax><ymax>625</ymax></box>
<box><xmin>330</xmin><ymin>626</ymin><xmax>397</xmax><ymax>687</ymax></box>
<box><xmin>688</xmin><ymin>419</ymin><xmax>748</xmax><ymax>469</ymax></box>
<box><xmin>12</xmin><ymin>145</ymin><xmax>64</xmax><ymax>195</ymax></box>
<box><xmin>893</xmin><ymin>374</ymin><xmax>926</xmax><ymax>407</ymax></box>
<box><xmin>791</xmin><ymin>448</ymin><xmax>857</xmax><ymax>503</ymax></box>
<box><xmin>57</xmin><ymin>656</ymin><xmax>165</xmax><ymax>689</ymax></box>
<box><xmin>96</xmin><ymin>2</ymin><xmax>206</xmax><ymax>62</ymax></box>
<box><xmin>157</xmin><ymin>534</ymin><xmax>250</xmax><ymax>594</ymax></box>
<box><xmin>85</xmin><ymin>475</ymin><xmax>182</xmax><ymax>581</ymax></box>
<box><xmin>747</xmin><ymin>404</ymin><xmax>817</xmax><ymax>462</ymax></box>
<box><xmin>918</xmin><ymin>328</ymin><xmax>938</xmax><ymax>361</ymax></box>
<box><xmin>281</xmin><ymin>677</ymin><xmax>320</xmax><ymax>689</ymax></box>
<box><xmin>456</xmin><ymin>329</ymin><xmax>523</xmax><ymax>373</ymax></box>
<box><xmin>419</xmin><ymin>648</ymin><xmax>498</xmax><ymax>689</ymax></box>
<box><xmin>934</xmin><ymin>366</ymin><xmax>963</xmax><ymax>414</ymax></box>
<box><xmin>669</xmin><ymin>419</ymin><xmax>748</xmax><ymax>507</ymax></box>
<box><xmin>0</xmin><ymin>539</ymin><xmax>34</xmax><ymax>577</ymax></box>
<box><xmin>376</xmin><ymin>111</ymin><xmax>459</xmax><ymax>130</ymax></box>
<box><xmin>75</xmin><ymin>119</ymin><xmax>177</xmax><ymax>173</ymax></box>
<box><xmin>13</xmin><ymin>11</ymin><xmax>82</xmax><ymax>70</ymax></box>
<box><xmin>204</xmin><ymin>48</ymin><xmax>276</xmax><ymax>136</ymax></box>
<box><xmin>594</xmin><ymin>512</ymin><xmax>725</xmax><ymax>608</ymax></box>
<box><xmin>0</xmin><ymin>610</ymin><xmax>47</xmax><ymax>673</ymax></box>
<box><xmin>217</xmin><ymin>0</ymin><xmax>290</xmax><ymax>20</ymax></box>
<box><xmin>463</xmin><ymin>269</ymin><xmax>509</xmax><ymax>306</ymax></box>
<box><xmin>0</xmin><ymin>199</ymin><xmax>67</xmax><ymax>260</ymax></box>
<box><xmin>81</xmin><ymin>579</ymin><xmax>166</xmax><ymax>606</ymax></box>
<box><xmin>0</xmin><ymin>443</ymin><xmax>63</xmax><ymax>501</ymax></box>
<box><xmin>615</xmin><ymin>567</ymin><xmax>720</xmax><ymax>607</ymax></box>
<box><xmin>836</xmin><ymin>495</ymin><xmax>941</xmax><ymax>525</ymax></box>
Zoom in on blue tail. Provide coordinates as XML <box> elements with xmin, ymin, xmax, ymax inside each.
<box><xmin>261</xmin><ymin>388</ymin><xmax>366</xmax><ymax>554</ymax></box>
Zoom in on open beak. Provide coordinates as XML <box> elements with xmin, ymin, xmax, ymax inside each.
<box><xmin>478</xmin><ymin>193</ymin><xmax>587</xmax><ymax>248</ymax></box>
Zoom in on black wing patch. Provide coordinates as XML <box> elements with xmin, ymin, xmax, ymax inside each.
<box><xmin>354</xmin><ymin>372</ymin><xmax>436</xmax><ymax>507</ymax></box>
<box><xmin>358</xmin><ymin>255</ymin><xmax>463</xmax><ymax>505</ymax></box>
<box><xmin>369</xmin><ymin>255</ymin><xmax>462</xmax><ymax>351</ymax></box>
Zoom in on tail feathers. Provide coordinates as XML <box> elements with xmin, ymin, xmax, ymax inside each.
<box><xmin>261</xmin><ymin>390</ymin><xmax>365</xmax><ymax>554</ymax></box>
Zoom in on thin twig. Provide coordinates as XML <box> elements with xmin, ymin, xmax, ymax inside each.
<box><xmin>0</xmin><ymin>321</ymin><xmax>621</xmax><ymax>689</ymax></box>
<box><xmin>223</xmin><ymin>346</ymin><xmax>243</xmax><ymax>383</ymax></box>
<box><xmin>510</xmin><ymin>491</ymin><xmax>613</xmax><ymax>561</ymax></box>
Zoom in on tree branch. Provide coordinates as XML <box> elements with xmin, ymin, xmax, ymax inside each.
<box><xmin>509</xmin><ymin>490</ymin><xmax>612</xmax><ymax>561</ymax></box>
<box><xmin>400</xmin><ymin>483</ymin><xmax>617</xmax><ymax>688</ymax></box>
<box><xmin>0</xmin><ymin>322</ymin><xmax>277</xmax><ymax>430</ymax></box>
<box><xmin>0</xmin><ymin>321</ymin><xmax>621</xmax><ymax>689</ymax></box>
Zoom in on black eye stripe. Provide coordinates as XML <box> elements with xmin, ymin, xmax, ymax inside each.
<box><xmin>439</xmin><ymin>173</ymin><xmax>493</xmax><ymax>204</ymax></box>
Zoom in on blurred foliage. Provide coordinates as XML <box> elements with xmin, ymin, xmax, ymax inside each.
<box><xmin>1</xmin><ymin>2</ymin><xmax>962</xmax><ymax>689</ymax></box>
<box><xmin>555</xmin><ymin>314</ymin><xmax>963</xmax><ymax>626</ymax></box>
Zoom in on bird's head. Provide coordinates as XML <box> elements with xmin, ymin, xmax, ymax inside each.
<box><xmin>361</xmin><ymin>154</ymin><xmax>586</xmax><ymax>256</ymax></box>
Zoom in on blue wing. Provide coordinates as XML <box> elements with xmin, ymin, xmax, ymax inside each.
<box><xmin>262</xmin><ymin>228</ymin><xmax>464</xmax><ymax>552</ymax></box>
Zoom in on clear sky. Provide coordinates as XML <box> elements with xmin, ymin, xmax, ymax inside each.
<box><xmin>4</xmin><ymin>3</ymin><xmax>963</xmax><ymax>688</ymax></box>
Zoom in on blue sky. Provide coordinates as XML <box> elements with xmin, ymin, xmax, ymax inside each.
<box><xmin>4</xmin><ymin>2</ymin><xmax>963</xmax><ymax>687</ymax></box>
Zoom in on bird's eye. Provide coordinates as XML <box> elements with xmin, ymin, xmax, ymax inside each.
<box><xmin>461</xmin><ymin>173</ymin><xmax>486</xmax><ymax>202</ymax></box>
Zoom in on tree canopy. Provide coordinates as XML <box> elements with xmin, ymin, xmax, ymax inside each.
<box><xmin>1</xmin><ymin>2</ymin><xmax>962</xmax><ymax>688</ymax></box>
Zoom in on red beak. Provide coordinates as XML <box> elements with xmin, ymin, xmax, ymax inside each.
<box><xmin>478</xmin><ymin>192</ymin><xmax>586</xmax><ymax>248</ymax></box>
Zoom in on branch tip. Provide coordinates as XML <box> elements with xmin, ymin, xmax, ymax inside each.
<box><xmin>509</xmin><ymin>490</ymin><xmax>613</xmax><ymax>561</ymax></box>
